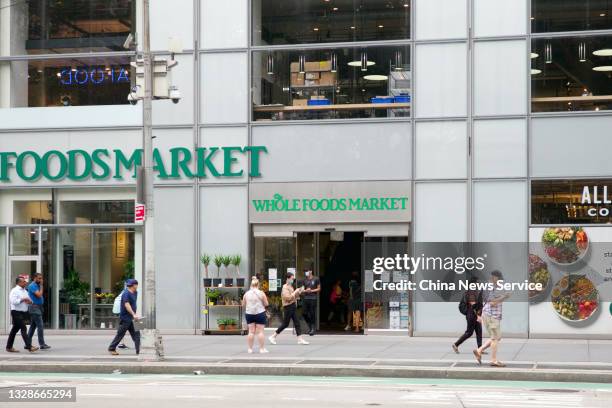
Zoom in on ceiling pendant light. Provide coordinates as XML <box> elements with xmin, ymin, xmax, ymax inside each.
<box><xmin>331</xmin><ymin>53</ymin><xmax>338</xmax><ymax>73</ymax></box>
<box><xmin>579</xmin><ymin>42</ymin><xmax>587</xmax><ymax>62</ymax></box>
<box><xmin>593</xmin><ymin>48</ymin><xmax>612</xmax><ymax>56</ymax></box>
<box><xmin>394</xmin><ymin>50</ymin><xmax>403</xmax><ymax>71</ymax></box>
<box><xmin>363</xmin><ymin>74</ymin><xmax>388</xmax><ymax>81</ymax></box>
<box><xmin>593</xmin><ymin>65</ymin><xmax>612</xmax><ymax>72</ymax></box>
<box><xmin>299</xmin><ymin>55</ymin><xmax>305</xmax><ymax>74</ymax></box>
<box><xmin>530</xmin><ymin>52</ymin><xmax>539</xmax><ymax>59</ymax></box>
<box><xmin>267</xmin><ymin>54</ymin><xmax>274</xmax><ymax>75</ymax></box>
<box><xmin>545</xmin><ymin>43</ymin><xmax>552</xmax><ymax>64</ymax></box>
<box><xmin>361</xmin><ymin>51</ymin><xmax>368</xmax><ymax>72</ymax></box>
<box><xmin>531</xmin><ymin>68</ymin><xmax>542</xmax><ymax>75</ymax></box>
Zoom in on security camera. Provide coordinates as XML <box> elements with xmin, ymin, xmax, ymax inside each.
<box><xmin>169</xmin><ymin>86</ymin><xmax>181</xmax><ymax>104</ymax></box>
<box><xmin>127</xmin><ymin>92</ymin><xmax>138</xmax><ymax>105</ymax></box>
<box><xmin>60</xmin><ymin>95</ymin><xmax>72</xmax><ymax>106</ymax></box>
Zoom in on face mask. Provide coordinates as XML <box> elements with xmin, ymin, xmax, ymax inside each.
<box><xmin>288</xmin><ymin>278</ymin><xmax>294</xmax><ymax>285</ymax></box>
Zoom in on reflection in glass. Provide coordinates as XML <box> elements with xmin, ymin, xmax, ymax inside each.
<box><xmin>531</xmin><ymin>36</ymin><xmax>612</xmax><ymax>112</ymax></box>
<box><xmin>253</xmin><ymin>0</ymin><xmax>410</xmax><ymax>45</ymax></box>
<box><xmin>60</xmin><ymin>200</ymin><xmax>135</xmax><ymax>224</ymax></box>
<box><xmin>253</xmin><ymin>45</ymin><xmax>411</xmax><ymax>121</ymax></box>
<box><xmin>532</xmin><ymin>0</ymin><xmax>612</xmax><ymax>33</ymax></box>
<box><xmin>7</xmin><ymin>0</ymin><xmax>135</xmax><ymax>55</ymax></box>
<box><xmin>9</xmin><ymin>228</ymin><xmax>39</xmax><ymax>256</ymax></box>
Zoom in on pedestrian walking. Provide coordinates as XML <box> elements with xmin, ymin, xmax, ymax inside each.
<box><xmin>473</xmin><ymin>270</ymin><xmax>510</xmax><ymax>367</ymax></box>
<box><xmin>108</xmin><ymin>279</ymin><xmax>141</xmax><ymax>355</ymax></box>
<box><xmin>6</xmin><ymin>277</ymin><xmax>38</xmax><ymax>353</ymax></box>
<box><xmin>327</xmin><ymin>279</ymin><xmax>345</xmax><ymax>324</ymax></box>
<box><xmin>302</xmin><ymin>270</ymin><xmax>320</xmax><ymax>336</ymax></box>
<box><xmin>345</xmin><ymin>271</ymin><xmax>363</xmax><ymax>332</ymax></box>
<box><xmin>268</xmin><ymin>271</ymin><xmax>309</xmax><ymax>345</ymax></box>
<box><xmin>242</xmin><ymin>276</ymin><xmax>269</xmax><ymax>354</ymax></box>
<box><xmin>452</xmin><ymin>276</ymin><xmax>483</xmax><ymax>353</ymax></box>
<box><xmin>27</xmin><ymin>273</ymin><xmax>50</xmax><ymax>350</ymax></box>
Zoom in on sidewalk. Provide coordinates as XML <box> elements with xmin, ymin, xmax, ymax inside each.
<box><xmin>2</xmin><ymin>334</ymin><xmax>612</xmax><ymax>383</ymax></box>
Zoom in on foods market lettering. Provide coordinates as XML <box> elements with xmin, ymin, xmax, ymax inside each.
<box><xmin>252</xmin><ymin>193</ymin><xmax>409</xmax><ymax>213</ymax></box>
<box><xmin>0</xmin><ymin>146</ymin><xmax>267</xmax><ymax>183</ymax></box>
<box><xmin>581</xmin><ymin>185</ymin><xmax>612</xmax><ymax>217</ymax></box>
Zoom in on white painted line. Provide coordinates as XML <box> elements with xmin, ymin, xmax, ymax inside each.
<box><xmin>175</xmin><ymin>395</ymin><xmax>224</xmax><ymax>399</ymax></box>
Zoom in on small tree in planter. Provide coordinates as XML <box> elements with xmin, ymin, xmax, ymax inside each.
<box><xmin>222</xmin><ymin>255</ymin><xmax>233</xmax><ymax>286</ymax></box>
<box><xmin>231</xmin><ymin>254</ymin><xmax>244</xmax><ymax>287</ymax></box>
<box><xmin>213</xmin><ymin>255</ymin><xmax>224</xmax><ymax>286</ymax></box>
<box><xmin>201</xmin><ymin>254</ymin><xmax>212</xmax><ymax>287</ymax></box>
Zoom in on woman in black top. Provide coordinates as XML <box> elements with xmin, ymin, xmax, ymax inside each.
<box><xmin>452</xmin><ymin>276</ymin><xmax>483</xmax><ymax>353</ymax></box>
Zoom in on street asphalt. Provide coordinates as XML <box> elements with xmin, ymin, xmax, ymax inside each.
<box><xmin>1</xmin><ymin>373</ymin><xmax>611</xmax><ymax>408</ymax></box>
<box><xmin>1</xmin><ymin>334</ymin><xmax>612</xmax><ymax>383</ymax></box>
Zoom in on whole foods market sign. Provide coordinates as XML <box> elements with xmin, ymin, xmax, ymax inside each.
<box><xmin>249</xmin><ymin>181</ymin><xmax>411</xmax><ymax>224</ymax></box>
<box><xmin>0</xmin><ymin>146</ymin><xmax>267</xmax><ymax>182</ymax></box>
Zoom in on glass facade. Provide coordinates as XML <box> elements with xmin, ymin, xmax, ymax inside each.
<box><xmin>252</xmin><ymin>0</ymin><xmax>410</xmax><ymax>45</ymax></box>
<box><xmin>252</xmin><ymin>45</ymin><xmax>411</xmax><ymax>121</ymax></box>
<box><xmin>532</xmin><ymin>0</ymin><xmax>612</xmax><ymax>33</ymax></box>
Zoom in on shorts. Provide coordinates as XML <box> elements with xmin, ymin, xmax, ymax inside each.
<box><xmin>483</xmin><ymin>314</ymin><xmax>501</xmax><ymax>340</ymax></box>
<box><xmin>245</xmin><ymin>312</ymin><xmax>267</xmax><ymax>325</ymax></box>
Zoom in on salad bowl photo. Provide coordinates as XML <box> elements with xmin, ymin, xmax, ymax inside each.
<box><xmin>541</xmin><ymin>227</ymin><xmax>589</xmax><ymax>266</ymax></box>
<box><xmin>528</xmin><ymin>254</ymin><xmax>551</xmax><ymax>303</ymax></box>
<box><xmin>551</xmin><ymin>274</ymin><xmax>599</xmax><ymax>323</ymax></box>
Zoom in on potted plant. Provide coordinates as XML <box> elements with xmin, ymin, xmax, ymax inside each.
<box><xmin>232</xmin><ymin>254</ymin><xmax>244</xmax><ymax>287</ymax></box>
<box><xmin>213</xmin><ymin>255</ymin><xmax>224</xmax><ymax>286</ymax></box>
<box><xmin>62</xmin><ymin>269</ymin><xmax>89</xmax><ymax>313</ymax></box>
<box><xmin>201</xmin><ymin>254</ymin><xmax>212</xmax><ymax>287</ymax></box>
<box><xmin>226</xmin><ymin>318</ymin><xmax>238</xmax><ymax>331</ymax></box>
<box><xmin>205</xmin><ymin>288</ymin><xmax>222</xmax><ymax>305</ymax></box>
<box><xmin>222</xmin><ymin>255</ymin><xmax>233</xmax><ymax>287</ymax></box>
<box><xmin>217</xmin><ymin>318</ymin><xmax>227</xmax><ymax>331</ymax></box>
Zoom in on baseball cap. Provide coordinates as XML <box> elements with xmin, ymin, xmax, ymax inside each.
<box><xmin>126</xmin><ymin>279</ymin><xmax>139</xmax><ymax>287</ymax></box>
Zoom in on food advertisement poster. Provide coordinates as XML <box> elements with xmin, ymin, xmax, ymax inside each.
<box><xmin>529</xmin><ymin>227</ymin><xmax>612</xmax><ymax>336</ymax></box>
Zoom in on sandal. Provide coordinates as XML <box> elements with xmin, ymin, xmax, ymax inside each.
<box><xmin>490</xmin><ymin>361</ymin><xmax>506</xmax><ymax>367</ymax></box>
<box><xmin>472</xmin><ymin>349</ymin><xmax>482</xmax><ymax>365</ymax></box>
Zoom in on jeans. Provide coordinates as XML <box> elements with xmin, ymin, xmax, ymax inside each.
<box><xmin>454</xmin><ymin>306</ymin><xmax>482</xmax><ymax>348</ymax></box>
<box><xmin>27</xmin><ymin>305</ymin><xmax>46</xmax><ymax>346</ymax></box>
<box><xmin>275</xmin><ymin>303</ymin><xmax>301</xmax><ymax>336</ymax></box>
<box><xmin>302</xmin><ymin>298</ymin><xmax>317</xmax><ymax>331</ymax></box>
<box><xmin>6</xmin><ymin>311</ymin><xmax>32</xmax><ymax>350</ymax></box>
<box><xmin>108</xmin><ymin>319</ymin><xmax>140</xmax><ymax>354</ymax></box>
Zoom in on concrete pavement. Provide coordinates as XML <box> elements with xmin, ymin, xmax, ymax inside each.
<box><xmin>2</xmin><ymin>334</ymin><xmax>612</xmax><ymax>383</ymax></box>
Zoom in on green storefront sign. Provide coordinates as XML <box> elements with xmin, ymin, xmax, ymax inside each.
<box><xmin>252</xmin><ymin>193</ymin><xmax>409</xmax><ymax>213</ymax></box>
<box><xmin>0</xmin><ymin>146</ymin><xmax>267</xmax><ymax>182</ymax></box>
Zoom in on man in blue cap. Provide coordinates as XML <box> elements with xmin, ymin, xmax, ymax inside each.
<box><xmin>108</xmin><ymin>279</ymin><xmax>140</xmax><ymax>355</ymax></box>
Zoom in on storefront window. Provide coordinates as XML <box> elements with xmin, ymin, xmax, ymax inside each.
<box><xmin>532</xmin><ymin>179</ymin><xmax>612</xmax><ymax>224</ymax></box>
<box><xmin>57</xmin><ymin>227</ymin><xmax>135</xmax><ymax>329</ymax></box>
<box><xmin>2</xmin><ymin>0</ymin><xmax>135</xmax><ymax>56</ymax></box>
<box><xmin>60</xmin><ymin>200</ymin><xmax>134</xmax><ymax>224</ymax></box>
<box><xmin>531</xmin><ymin>36</ymin><xmax>612</xmax><ymax>112</ymax></box>
<box><xmin>13</xmin><ymin>201</ymin><xmax>53</xmax><ymax>224</ymax></box>
<box><xmin>252</xmin><ymin>45</ymin><xmax>411</xmax><ymax>121</ymax></box>
<box><xmin>252</xmin><ymin>0</ymin><xmax>410</xmax><ymax>46</ymax></box>
<box><xmin>532</xmin><ymin>0</ymin><xmax>612</xmax><ymax>33</ymax></box>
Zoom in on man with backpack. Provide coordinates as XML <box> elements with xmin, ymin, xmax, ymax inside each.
<box><xmin>452</xmin><ymin>276</ymin><xmax>483</xmax><ymax>353</ymax></box>
<box><xmin>108</xmin><ymin>279</ymin><xmax>141</xmax><ymax>355</ymax></box>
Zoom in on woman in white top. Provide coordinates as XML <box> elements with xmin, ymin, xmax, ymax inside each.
<box><xmin>242</xmin><ymin>277</ymin><xmax>269</xmax><ymax>354</ymax></box>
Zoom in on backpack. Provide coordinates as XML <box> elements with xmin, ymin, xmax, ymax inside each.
<box><xmin>112</xmin><ymin>290</ymin><xmax>125</xmax><ymax>314</ymax></box>
<box><xmin>458</xmin><ymin>293</ymin><xmax>468</xmax><ymax>315</ymax></box>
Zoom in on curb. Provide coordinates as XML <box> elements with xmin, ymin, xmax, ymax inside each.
<box><xmin>2</xmin><ymin>362</ymin><xmax>612</xmax><ymax>383</ymax></box>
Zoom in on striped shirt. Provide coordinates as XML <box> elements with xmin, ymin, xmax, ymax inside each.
<box><xmin>482</xmin><ymin>287</ymin><xmax>506</xmax><ymax>320</ymax></box>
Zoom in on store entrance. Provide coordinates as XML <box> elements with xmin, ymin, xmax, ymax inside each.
<box><xmin>295</xmin><ymin>231</ymin><xmax>364</xmax><ymax>334</ymax></box>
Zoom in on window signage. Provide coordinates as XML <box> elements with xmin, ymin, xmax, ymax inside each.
<box><xmin>0</xmin><ymin>146</ymin><xmax>267</xmax><ymax>183</ymax></box>
<box><xmin>531</xmin><ymin>179</ymin><xmax>612</xmax><ymax>224</ymax></box>
<box><xmin>249</xmin><ymin>181</ymin><xmax>411</xmax><ymax>224</ymax></box>
<box><xmin>59</xmin><ymin>67</ymin><xmax>130</xmax><ymax>86</ymax></box>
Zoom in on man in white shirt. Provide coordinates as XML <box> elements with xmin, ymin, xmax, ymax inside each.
<box><xmin>6</xmin><ymin>277</ymin><xmax>38</xmax><ymax>353</ymax></box>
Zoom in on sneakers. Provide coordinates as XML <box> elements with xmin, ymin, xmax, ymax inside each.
<box><xmin>452</xmin><ymin>344</ymin><xmax>459</xmax><ymax>354</ymax></box>
<box><xmin>28</xmin><ymin>346</ymin><xmax>39</xmax><ymax>353</ymax></box>
<box><xmin>247</xmin><ymin>349</ymin><xmax>253</xmax><ymax>354</ymax></box>
<box><xmin>344</xmin><ymin>325</ymin><xmax>351</xmax><ymax>331</ymax></box>
<box><xmin>260</xmin><ymin>348</ymin><xmax>269</xmax><ymax>354</ymax></box>
<box><xmin>109</xmin><ymin>350</ymin><xmax>119</xmax><ymax>356</ymax></box>
<box><xmin>298</xmin><ymin>338</ymin><xmax>310</xmax><ymax>345</ymax></box>
<box><xmin>40</xmin><ymin>345</ymin><xmax>51</xmax><ymax>350</ymax></box>
<box><xmin>5</xmin><ymin>348</ymin><xmax>19</xmax><ymax>353</ymax></box>
<box><xmin>268</xmin><ymin>335</ymin><xmax>277</xmax><ymax>345</ymax></box>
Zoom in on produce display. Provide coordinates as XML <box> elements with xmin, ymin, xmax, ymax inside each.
<box><xmin>542</xmin><ymin>227</ymin><xmax>588</xmax><ymax>265</ymax></box>
<box><xmin>528</xmin><ymin>254</ymin><xmax>550</xmax><ymax>300</ymax></box>
<box><xmin>551</xmin><ymin>275</ymin><xmax>599</xmax><ymax>321</ymax></box>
